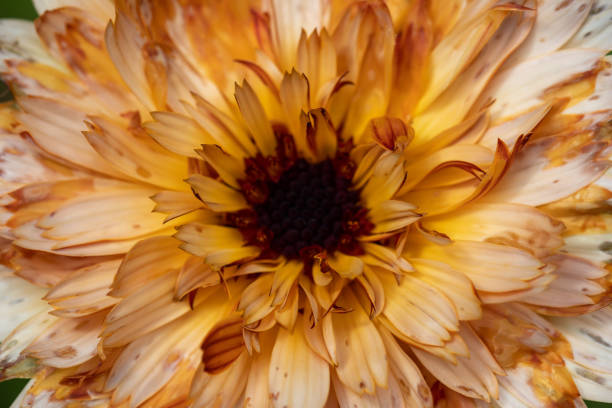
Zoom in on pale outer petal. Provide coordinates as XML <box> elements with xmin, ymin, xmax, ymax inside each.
<box><xmin>505</xmin><ymin>0</ymin><xmax>592</xmax><ymax>65</ymax></box>
<box><xmin>550</xmin><ymin>307</ymin><xmax>612</xmax><ymax>402</ymax></box>
<box><xmin>0</xmin><ymin>19</ymin><xmax>65</xmax><ymax>72</ymax></box>
<box><xmin>269</xmin><ymin>318</ymin><xmax>330</xmax><ymax>408</ymax></box>
<box><xmin>32</xmin><ymin>0</ymin><xmax>115</xmax><ymax>22</ymax></box>
<box><xmin>0</xmin><ymin>269</ymin><xmax>49</xmax><ymax>342</ymax></box>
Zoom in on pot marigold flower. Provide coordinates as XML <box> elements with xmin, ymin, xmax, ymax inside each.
<box><xmin>1</xmin><ymin>0</ymin><xmax>612</xmax><ymax>407</ymax></box>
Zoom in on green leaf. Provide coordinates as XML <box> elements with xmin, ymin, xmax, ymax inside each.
<box><xmin>0</xmin><ymin>379</ymin><xmax>29</xmax><ymax>408</ymax></box>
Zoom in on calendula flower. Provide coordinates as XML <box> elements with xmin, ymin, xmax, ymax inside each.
<box><xmin>1</xmin><ymin>0</ymin><xmax>612</xmax><ymax>407</ymax></box>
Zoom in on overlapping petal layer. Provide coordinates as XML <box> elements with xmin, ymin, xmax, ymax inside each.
<box><xmin>0</xmin><ymin>0</ymin><xmax>611</xmax><ymax>407</ymax></box>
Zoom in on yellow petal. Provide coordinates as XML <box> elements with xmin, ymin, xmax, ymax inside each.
<box><xmin>190</xmin><ymin>351</ymin><xmax>249</xmax><ymax>408</ymax></box>
<box><xmin>380</xmin><ymin>272</ymin><xmax>458</xmax><ymax>346</ymax></box>
<box><xmin>235</xmin><ymin>80</ymin><xmax>277</xmax><ymax>156</ymax></box>
<box><xmin>409</xmin><ymin>258</ymin><xmax>481</xmax><ymax>321</ymax></box>
<box><xmin>151</xmin><ymin>190</ymin><xmax>204</xmax><ymax>223</ymax></box>
<box><xmin>26</xmin><ymin>311</ymin><xmax>105</xmax><ymax>368</ymax></box>
<box><xmin>269</xmin><ymin>316</ymin><xmax>330</xmax><ymax>408</ymax></box>
<box><xmin>326</xmin><ymin>252</ymin><xmax>364</xmax><ymax>280</ymax></box>
<box><xmin>505</xmin><ymin>0</ymin><xmax>592</xmax><ymax>65</ymax></box>
<box><xmin>106</xmin><ymin>287</ymin><xmax>236</xmax><ymax>407</ymax></box>
<box><xmin>486</xmin><ymin>135</ymin><xmax>609</xmax><ymax>206</ymax></box>
<box><xmin>186</xmin><ymin>174</ymin><xmax>248</xmax><ymax>212</ymax></box>
<box><xmin>423</xmin><ymin>202</ymin><xmax>565</xmax><ymax>258</ymax></box>
<box><xmin>412</xmin><ymin>324</ymin><xmax>501</xmax><ymax>401</ymax></box>
<box><xmin>175</xmin><ymin>223</ymin><xmax>260</xmax><ymax>267</ymax></box>
<box><xmin>411</xmin><ymin>5</ymin><xmax>534</xmax><ymax>143</ymax></box>
<box><xmin>323</xmin><ymin>290</ymin><xmax>388</xmax><ymax>394</ymax></box>
<box><xmin>197</xmin><ymin>144</ymin><xmax>246</xmax><ymax>190</ymax></box>
<box><xmin>145</xmin><ymin>112</ymin><xmax>213</xmax><ymax>158</ymax></box>
<box><xmin>45</xmin><ymin>259</ymin><xmax>120</xmax><ymax>317</ymax></box>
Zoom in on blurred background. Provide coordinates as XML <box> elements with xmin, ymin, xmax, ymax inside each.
<box><xmin>0</xmin><ymin>0</ymin><xmax>610</xmax><ymax>407</ymax></box>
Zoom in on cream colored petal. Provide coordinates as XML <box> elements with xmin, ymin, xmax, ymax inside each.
<box><xmin>0</xmin><ymin>19</ymin><xmax>65</xmax><ymax>71</ymax></box>
<box><xmin>399</xmin><ymin>144</ymin><xmax>493</xmax><ymax>195</ymax></box>
<box><xmin>270</xmin><ymin>261</ymin><xmax>303</xmax><ymax>308</ymax></box>
<box><xmin>564</xmin><ymin>65</ymin><xmax>612</xmax><ymax>127</ymax></box>
<box><xmin>0</xmin><ymin>133</ymin><xmax>69</xmax><ymax>197</ymax></box>
<box><xmin>412</xmin><ymin>5</ymin><xmax>535</xmax><ymax>142</ymax></box>
<box><xmin>14</xmin><ymin>220</ymin><xmax>171</xmax><ymax>256</ymax></box>
<box><xmin>479</xmin><ymin>103</ymin><xmax>551</xmax><ymax>150</ymax></box>
<box><xmin>186</xmin><ymin>174</ymin><xmax>248</xmax><ymax>212</ymax></box>
<box><xmin>106</xmin><ymin>288</ymin><xmax>236</xmax><ymax>407</ymax></box>
<box><xmin>550</xmin><ymin>307</ymin><xmax>612</xmax><ymax>402</ymax></box>
<box><xmin>0</xmin><ymin>309</ymin><xmax>56</xmax><ymax>380</ymax></box>
<box><xmin>496</xmin><ymin>361</ymin><xmax>583</xmax><ymax>408</ymax></box>
<box><xmin>521</xmin><ymin>253</ymin><xmax>608</xmax><ymax>310</ymax></box>
<box><xmin>151</xmin><ymin>191</ymin><xmax>204</xmax><ymax>223</ymax></box>
<box><xmin>240</xmin><ymin>274</ymin><xmax>276</xmax><ymax>326</ymax></box>
<box><xmin>563</xmin><ymin>233</ymin><xmax>612</xmax><ymax>264</ymax></box>
<box><xmin>477</xmin><ymin>49</ymin><xmax>604</xmax><ymax>122</ymax></box>
<box><xmin>175</xmin><ymin>257</ymin><xmax>220</xmax><ymax>300</ymax></box>
<box><xmin>567</xmin><ymin>0</ymin><xmax>612</xmax><ymax>50</ymax></box>
<box><xmin>354</xmin><ymin>265</ymin><xmax>385</xmax><ymax>317</ymax></box>
<box><xmin>191</xmin><ymin>352</ymin><xmax>249</xmax><ymax>408</ymax></box>
<box><xmin>296</xmin><ymin>29</ymin><xmax>337</xmax><ymax>106</ymax></box>
<box><xmin>323</xmin><ymin>290</ymin><xmax>388</xmax><ymax>394</ymax></box>
<box><xmin>111</xmin><ymin>235</ymin><xmax>189</xmax><ymax>297</ymax></box>
<box><xmin>423</xmin><ymin>202</ymin><xmax>565</xmax><ymax>258</ymax></box>
<box><xmin>84</xmin><ymin>114</ymin><xmax>188</xmax><ymax>190</ymax></box>
<box><xmin>409</xmin><ymin>239</ymin><xmax>543</xmax><ymax>292</ymax></box>
<box><xmin>266</xmin><ymin>0</ymin><xmax>327</xmax><ymax>70</ymax></box>
<box><xmin>332</xmin><ymin>370</ymin><xmax>406</xmax><ymax>408</ymax></box>
<box><xmin>338</xmin><ymin>3</ymin><xmax>395</xmax><ymax>141</ymax></box>
<box><xmin>45</xmin><ymin>259</ymin><xmax>121</xmax><ymax>317</ymax></box>
<box><xmin>16</xmin><ymin>97</ymin><xmax>124</xmax><ymax>179</ymax></box>
<box><xmin>302</xmin><ymin>306</ymin><xmax>333</xmax><ymax>364</ymax></box>
<box><xmin>104</xmin><ymin>13</ymin><xmax>157</xmax><ymax>111</ymax></box>
<box><xmin>485</xmin><ymin>137</ymin><xmax>609</xmax><ymax>206</ymax></box>
<box><xmin>33</xmin><ymin>0</ymin><xmax>114</xmax><ymax>21</ymax></box>
<box><xmin>245</xmin><ymin>331</ymin><xmax>274</xmax><ymax>408</ymax></box>
<box><xmin>0</xmin><ymin>270</ymin><xmax>49</xmax><ymax>342</ymax></box>
<box><xmin>269</xmin><ymin>317</ymin><xmax>330</xmax><ymax>408</ymax></box>
<box><xmin>412</xmin><ymin>324</ymin><xmax>501</xmax><ymax>401</ymax></box>
<box><xmin>505</xmin><ymin>0</ymin><xmax>592</xmax><ymax>65</ymax></box>
<box><xmin>362</xmin><ymin>242</ymin><xmax>413</xmax><ymax>275</ymax></box>
<box><xmin>145</xmin><ymin>112</ymin><xmax>213</xmax><ymax>158</ymax></box>
<box><xmin>471</xmin><ymin>304</ymin><xmax>583</xmax><ymax>407</ymax></box>
<box><xmin>26</xmin><ymin>311</ymin><xmax>105</xmax><ymax>368</ymax></box>
<box><xmin>33</xmin><ymin>187</ymin><xmax>168</xmax><ymax>250</ymax></box>
<box><xmin>409</xmin><ymin>258</ymin><xmax>481</xmax><ymax>321</ymax></box>
<box><xmin>378</xmin><ymin>326</ymin><xmax>433</xmax><ymax>408</ymax></box>
<box><xmin>414</xmin><ymin>3</ymin><xmax>508</xmax><ymax>114</ymax></box>
<box><xmin>104</xmin><ymin>271</ymin><xmax>193</xmax><ymax>347</ymax></box>
<box><xmin>369</xmin><ymin>200</ymin><xmax>420</xmax><ymax>234</ymax></box>
<box><xmin>380</xmin><ymin>272</ymin><xmax>458</xmax><ymax>347</ymax></box>
<box><xmin>275</xmin><ymin>285</ymin><xmax>299</xmax><ymax>330</ymax></box>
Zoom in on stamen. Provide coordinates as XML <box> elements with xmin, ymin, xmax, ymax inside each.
<box><xmin>229</xmin><ymin>153</ymin><xmax>372</xmax><ymax>260</ymax></box>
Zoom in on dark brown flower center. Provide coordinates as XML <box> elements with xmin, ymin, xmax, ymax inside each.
<box><xmin>225</xmin><ymin>132</ymin><xmax>373</xmax><ymax>261</ymax></box>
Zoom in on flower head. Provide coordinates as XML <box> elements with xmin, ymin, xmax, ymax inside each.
<box><xmin>1</xmin><ymin>0</ymin><xmax>612</xmax><ymax>407</ymax></box>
